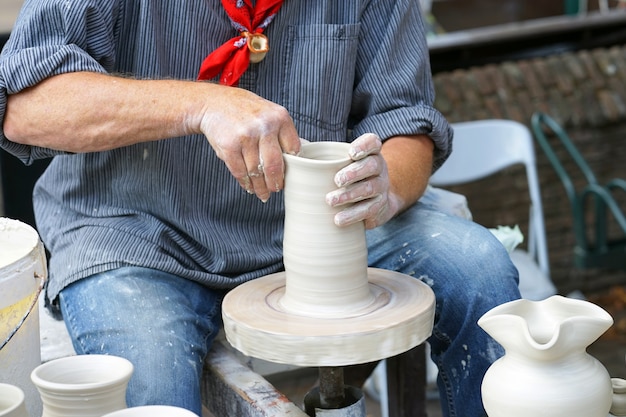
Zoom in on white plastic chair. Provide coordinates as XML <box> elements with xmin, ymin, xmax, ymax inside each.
<box><xmin>430</xmin><ymin>119</ymin><xmax>556</xmax><ymax>300</ymax></box>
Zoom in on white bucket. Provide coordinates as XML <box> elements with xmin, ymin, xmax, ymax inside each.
<box><xmin>0</xmin><ymin>218</ymin><xmax>47</xmax><ymax>417</ymax></box>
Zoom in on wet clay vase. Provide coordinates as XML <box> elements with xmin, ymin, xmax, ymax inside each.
<box><xmin>281</xmin><ymin>141</ymin><xmax>373</xmax><ymax>318</ymax></box>
<box><xmin>478</xmin><ymin>295</ymin><xmax>613</xmax><ymax>417</ymax></box>
<box><xmin>221</xmin><ymin>140</ymin><xmax>435</xmax><ymax>367</ymax></box>
<box><xmin>31</xmin><ymin>354</ymin><xmax>133</xmax><ymax>417</ymax></box>
<box><xmin>102</xmin><ymin>405</ymin><xmax>199</xmax><ymax>417</ymax></box>
<box><xmin>0</xmin><ymin>383</ymin><xmax>29</xmax><ymax>417</ymax></box>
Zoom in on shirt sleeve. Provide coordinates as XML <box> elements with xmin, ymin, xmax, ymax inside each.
<box><xmin>0</xmin><ymin>0</ymin><xmax>118</xmax><ymax>165</ymax></box>
<box><xmin>350</xmin><ymin>0</ymin><xmax>453</xmax><ymax>171</ymax></box>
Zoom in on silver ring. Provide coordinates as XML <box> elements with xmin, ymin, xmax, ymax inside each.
<box><xmin>248</xmin><ymin>164</ymin><xmax>264</xmax><ymax>178</ymax></box>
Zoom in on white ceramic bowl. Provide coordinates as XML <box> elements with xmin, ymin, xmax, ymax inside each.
<box><xmin>0</xmin><ymin>383</ymin><xmax>28</xmax><ymax>417</ymax></box>
<box><xmin>102</xmin><ymin>405</ymin><xmax>199</xmax><ymax>416</ymax></box>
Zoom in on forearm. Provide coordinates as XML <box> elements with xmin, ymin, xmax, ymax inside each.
<box><xmin>4</xmin><ymin>72</ymin><xmax>216</xmax><ymax>152</ymax></box>
<box><xmin>381</xmin><ymin>134</ymin><xmax>434</xmax><ymax>211</ymax></box>
<box><xmin>3</xmin><ymin>70</ymin><xmax>300</xmax><ymax>202</ymax></box>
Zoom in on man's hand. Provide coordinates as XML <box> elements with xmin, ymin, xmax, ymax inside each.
<box><xmin>325</xmin><ymin>133</ymin><xmax>403</xmax><ymax>229</ymax></box>
<box><xmin>5</xmin><ymin>73</ymin><xmax>301</xmax><ymax>203</ymax></box>
<box><xmin>198</xmin><ymin>86</ymin><xmax>301</xmax><ymax>202</ymax></box>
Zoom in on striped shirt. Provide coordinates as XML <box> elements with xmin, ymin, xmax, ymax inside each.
<box><xmin>0</xmin><ymin>0</ymin><xmax>452</xmax><ymax>301</ymax></box>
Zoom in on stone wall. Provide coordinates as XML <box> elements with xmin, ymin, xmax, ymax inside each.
<box><xmin>432</xmin><ymin>45</ymin><xmax>626</xmax><ymax>295</ymax></box>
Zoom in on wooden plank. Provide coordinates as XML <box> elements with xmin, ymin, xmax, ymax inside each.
<box><xmin>202</xmin><ymin>342</ymin><xmax>309</xmax><ymax>417</ymax></box>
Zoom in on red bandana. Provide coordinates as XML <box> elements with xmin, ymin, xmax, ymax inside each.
<box><xmin>198</xmin><ymin>0</ymin><xmax>284</xmax><ymax>86</ymax></box>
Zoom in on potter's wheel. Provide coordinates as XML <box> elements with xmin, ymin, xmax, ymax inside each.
<box><xmin>222</xmin><ymin>267</ymin><xmax>434</xmax><ymax>367</ymax></box>
<box><xmin>223</xmin><ymin>141</ymin><xmax>435</xmax><ymax>371</ymax></box>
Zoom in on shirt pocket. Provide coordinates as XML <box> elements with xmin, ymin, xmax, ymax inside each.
<box><xmin>281</xmin><ymin>24</ymin><xmax>360</xmax><ymax>139</ymax></box>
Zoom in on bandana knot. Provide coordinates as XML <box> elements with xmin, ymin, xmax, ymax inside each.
<box><xmin>198</xmin><ymin>0</ymin><xmax>284</xmax><ymax>86</ymax></box>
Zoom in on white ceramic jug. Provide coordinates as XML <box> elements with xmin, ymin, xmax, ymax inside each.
<box><xmin>0</xmin><ymin>383</ymin><xmax>29</xmax><ymax>417</ymax></box>
<box><xmin>102</xmin><ymin>405</ymin><xmax>199</xmax><ymax>416</ymax></box>
<box><xmin>31</xmin><ymin>354</ymin><xmax>133</xmax><ymax>417</ymax></box>
<box><xmin>478</xmin><ymin>295</ymin><xmax>613</xmax><ymax>417</ymax></box>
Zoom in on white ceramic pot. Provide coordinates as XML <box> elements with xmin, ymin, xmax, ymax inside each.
<box><xmin>31</xmin><ymin>354</ymin><xmax>133</xmax><ymax>417</ymax></box>
<box><xmin>0</xmin><ymin>383</ymin><xmax>29</xmax><ymax>417</ymax></box>
<box><xmin>102</xmin><ymin>405</ymin><xmax>198</xmax><ymax>416</ymax></box>
<box><xmin>478</xmin><ymin>295</ymin><xmax>613</xmax><ymax>417</ymax></box>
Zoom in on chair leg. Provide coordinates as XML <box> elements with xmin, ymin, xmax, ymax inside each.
<box><xmin>386</xmin><ymin>344</ymin><xmax>427</xmax><ymax>417</ymax></box>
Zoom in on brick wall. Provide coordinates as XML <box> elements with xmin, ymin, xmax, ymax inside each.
<box><xmin>432</xmin><ymin>45</ymin><xmax>626</xmax><ymax>295</ymax></box>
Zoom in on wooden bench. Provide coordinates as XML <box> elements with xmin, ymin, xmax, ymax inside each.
<box><xmin>202</xmin><ymin>340</ymin><xmax>427</xmax><ymax>417</ymax></box>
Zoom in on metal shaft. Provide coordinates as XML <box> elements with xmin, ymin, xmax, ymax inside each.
<box><xmin>318</xmin><ymin>367</ymin><xmax>345</xmax><ymax>409</ymax></box>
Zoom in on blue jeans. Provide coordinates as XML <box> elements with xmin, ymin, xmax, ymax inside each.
<box><xmin>59</xmin><ymin>202</ymin><xmax>520</xmax><ymax>417</ymax></box>
<box><xmin>366</xmin><ymin>202</ymin><xmax>520</xmax><ymax>417</ymax></box>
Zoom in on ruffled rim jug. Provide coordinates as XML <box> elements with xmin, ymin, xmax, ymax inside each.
<box><xmin>478</xmin><ymin>295</ymin><xmax>613</xmax><ymax>360</ymax></box>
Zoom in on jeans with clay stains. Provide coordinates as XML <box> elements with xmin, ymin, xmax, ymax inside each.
<box><xmin>59</xmin><ymin>194</ymin><xmax>520</xmax><ymax>417</ymax></box>
<box><xmin>59</xmin><ymin>267</ymin><xmax>225</xmax><ymax>415</ymax></box>
<box><xmin>366</xmin><ymin>201</ymin><xmax>520</xmax><ymax>417</ymax></box>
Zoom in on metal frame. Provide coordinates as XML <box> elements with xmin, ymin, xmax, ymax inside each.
<box><xmin>531</xmin><ymin>112</ymin><xmax>626</xmax><ymax>270</ymax></box>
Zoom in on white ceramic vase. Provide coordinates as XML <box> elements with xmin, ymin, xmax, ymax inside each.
<box><xmin>281</xmin><ymin>141</ymin><xmax>373</xmax><ymax>318</ymax></box>
<box><xmin>102</xmin><ymin>405</ymin><xmax>199</xmax><ymax>416</ymax></box>
<box><xmin>30</xmin><ymin>354</ymin><xmax>133</xmax><ymax>417</ymax></box>
<box><xmin>478</xmin><ymin>295</ymin><xmax>613</xmax><ymax>417</ymax></box>
<box><xmin>0</xmin><ymin>383</ymin><xmax>29</xmax><ymax>417</ymax></box>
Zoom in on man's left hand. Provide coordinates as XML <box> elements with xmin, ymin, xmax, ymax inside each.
<box><xmin>325</xmin><ymin>133</ymin><xmax>403</xmax><ymax>229</ymax></box>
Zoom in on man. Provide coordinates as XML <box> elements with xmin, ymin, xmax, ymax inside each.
<box><xmin>0</xmin><ymin>1</ymin><xmax>520</xmax><ymax>416</ymax></box>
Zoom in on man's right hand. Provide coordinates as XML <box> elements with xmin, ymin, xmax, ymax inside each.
<box><xmin>4</xmin><ymin>72</ymin><xmax>301</xmax><ymax>202</ymax></box>
<box><xmin>196</xmin><ymin>84</ymin><xmax>300</xmax><ymax>202</ymax></box>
